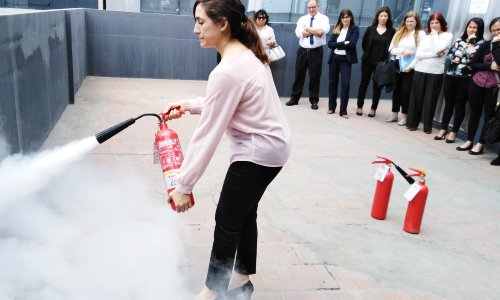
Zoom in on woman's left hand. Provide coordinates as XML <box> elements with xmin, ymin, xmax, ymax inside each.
<box><xmin>168</xmin><ymin>190</ymin><xmax>192</xmax><ymax>213</ymax></box>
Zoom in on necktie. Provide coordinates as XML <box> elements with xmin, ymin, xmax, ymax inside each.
<box><xmin>309</xmin><ymin>17</ymin><xmax>314</xmax><ymax>45</ymax></box>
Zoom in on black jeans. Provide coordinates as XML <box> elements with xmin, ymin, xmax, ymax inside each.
<box><xmin>291</xmin><ymin>46</ymin><xmax>324</xmax><ymax>103</ymax></box>
<box><xmin>391</xmin><ymin>71</ymin><xmax>414</xmax><ymax>114</ymax></box>
<box><xmin>407</xmin><ymin>71</ymin><xmax>444</xmax><ymax>131</ymax></box>
<box><xmin>440</xmin><ymin>76</ymin><xmax>470</xmax><ymax>132</ymax></box>
<box><xmin>357</xmin><ymin>62</ymin><xmax>382</xmax><ymax>110</ymax></box>
<box><xmin>205</xmin><ymin>161</ymin><xmax>282</xmax><ymax>293</ymax></box>
<box><xmin>329</xmin><ymin>54</ymin><xmax>352</xmax><ymax>115</ymax></box>
<box><xmin>466</xmin><ymin>81</ymin><xmax>498</xmax><ymax>143</ymax></box>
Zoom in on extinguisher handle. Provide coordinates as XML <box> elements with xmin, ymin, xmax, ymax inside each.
<box><xmin>161</xmin><ymin>105</ymin><xmax>183</xmax><ymax>121</ymax></box>
<box><xmin>371</xmin><ymin>156</ymin><xmax>393</xmax><ymax>165</ymax></box>
<box><xmin>406</xmin><ymin>168</ymin><xmax>426</xmax><ymax>178</ymax></box>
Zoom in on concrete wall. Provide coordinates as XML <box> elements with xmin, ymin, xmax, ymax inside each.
<box><xmin>66</xmin><ymin>9</ymin><xmax>87</xmax><ymax>96</ymax></box>
<box><xmin>1</xmin><ymin>8</ymin><xmax>496</xmax><ymax>155</ymax></box>
<box><xmin>0</xmin><ymin>11</ymin><xmax>70</xmax><ymax>154</ymax></box>
<box><xmin>86</xmin><ymin>10</ymin><xmax>217</xmax><ymax>80</ymax></box>
<box><xmin>84</xmin><ymin>11</ymin><xmax>377</xmax><ymax>99</ymax></box>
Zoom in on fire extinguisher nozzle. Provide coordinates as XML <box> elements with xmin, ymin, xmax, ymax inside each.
<box><xmin>95</xmin><ymin>118</ymin><xmax>136</xmax><ymax>144</ymax></box>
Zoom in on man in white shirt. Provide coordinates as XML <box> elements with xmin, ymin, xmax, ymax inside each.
<box><xmin>286</xmin><ymin>0</ymin><xmax>330</xmax><ymax>110</ymax></box>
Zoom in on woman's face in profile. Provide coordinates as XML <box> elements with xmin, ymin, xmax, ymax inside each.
<box><xmin>193</xmin><ymin>4</ymin><xmax>222</xmax><ymax>49</ymax></box>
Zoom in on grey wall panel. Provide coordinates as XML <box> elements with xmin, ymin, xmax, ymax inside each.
<box><xmin>84</xmin><ymin>10</ymin><xmax>374</xmax><ymax>98</ymax></box>
<box><xmin>66</xmin><ymin>9</ymin><xmax>87</xmax><ymax>93</ymax></box>
<box><xmin>86</xmin><ymin>10</ymin><xmax>216</xmax><ymax>80</ymax></box>
<box><xmin>0</xmin><ymin>11</ymin><xmax>69</xmax><ymax>154</ymax></box>
<box><xmin>0</xmin><ymin>18</ymin><xmax>19</xmax><ymax>154</ymax></box>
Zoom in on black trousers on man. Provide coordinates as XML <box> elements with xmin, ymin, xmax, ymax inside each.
<box><xmin>290</xmin><ymin>46</ymin><xmax>323</xmax><ymax>104</ymax></box>
<box><xmin>205</xmin><ymin>161</ymin><xmax>282</xmax><ymax>293</ymax></box>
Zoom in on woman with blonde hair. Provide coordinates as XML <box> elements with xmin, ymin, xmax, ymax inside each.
<box><xmin>387</xmin><ymin>11</ymin><xmax>425</xmax><ymax>125</ymax></box>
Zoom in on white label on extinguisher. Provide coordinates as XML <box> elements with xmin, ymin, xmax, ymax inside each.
<box><xmin>163</xmin><ymin>169</ymin><xmax>179</xmax><ymax>189</ymax></box>
<box><xmin>374</xmin><ymin>164</ymin><xmax>390</xmax><ymax>182</ymax></box>
<box><xmin>404</xmin><ymin>182</ymin><xmax>422</xmax><ymax>202</ymax></box>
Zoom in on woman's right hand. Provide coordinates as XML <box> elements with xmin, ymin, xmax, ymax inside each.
<box><xmin>162</xmin><ymin>101</ymin><xmax>188</xmax><ymax>121</ymax></box>
<box><xmin>491</xmin><ymin>61</ymin><xmax>500</xmax><ymax>71</ymax></box>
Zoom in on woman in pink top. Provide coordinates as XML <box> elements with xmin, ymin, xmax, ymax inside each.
<box><xmin>163</xmin><ymin>0</ymin><xmax>292</xmax><ymax>299</ymax></box>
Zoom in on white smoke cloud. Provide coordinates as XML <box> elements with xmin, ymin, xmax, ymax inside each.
<box><xmin>0</xmin><ymin>139</ymin><xmax>191</xmax><ymax>299</ymax></box>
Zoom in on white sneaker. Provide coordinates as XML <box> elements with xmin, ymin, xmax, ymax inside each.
<box><xmin>385</xmin><ymin>117</ymin><xmax>397</xmax><ymax>122</ymax></box>
<box><xmin>398</xmin><ymin>119</ymin><xmax>406</xmax><ymax>126</ymax></box>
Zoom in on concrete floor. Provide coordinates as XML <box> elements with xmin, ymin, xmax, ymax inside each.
<box><xmin>44</xmin><ymin>76</ymin><xmax>500</xmax><ymax>299</ymax></box>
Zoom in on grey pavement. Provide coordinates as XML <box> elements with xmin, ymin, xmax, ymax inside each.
<box><xmin>44</xmin><ymin>76</ymin><xmax>500</xmax><ymax>300</ymax></box>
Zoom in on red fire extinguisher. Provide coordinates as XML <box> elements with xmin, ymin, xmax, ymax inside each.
<box><xmin>371</xmin><ymin>156</ymin><xmax>395</xmax><ymax>220</ymax></box>
<box><xmin>156</xmin><ymin>105</ymin><xmax>195</xmax><ymax>210</ymax></box>
<box><xmin>403</xmin><ymin>168</ymin><xmax>428</xmax><ymax>234</ymax></box>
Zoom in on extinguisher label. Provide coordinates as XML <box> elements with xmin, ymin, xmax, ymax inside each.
<box><xmin>163</xmin><ymin>169</ymin><xmax>180</xmax><ymax>189</ymax></box>
<box><xmin>404</xmin><ymin>182</ymin><xmax>422</xmax><ymax>201</ymax></box>
<box><xmin>374</xmin><ymin>164</ymin><xmax>390</xmax><ymax>182</ymax></box>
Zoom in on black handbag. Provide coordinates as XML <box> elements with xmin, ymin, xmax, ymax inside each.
<box><xmin>484</xmin><ymin>97</ymin><xmax>500</xmax><ymax>144</ymax></box>
<box><xmin>484</xmin><ymin>72</ymin><xmax>500</xmax><ymax>144</ymax></box>
<box><xmin>372</xmin><ymin>55</ymin><xmax>396</xmax><ymax>93</ymax></box>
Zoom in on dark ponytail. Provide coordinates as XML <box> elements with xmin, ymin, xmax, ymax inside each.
<box><xmin>193</xmin><ymin>0</ymin><xmax>269</xmax><ymax>64</ymax></box>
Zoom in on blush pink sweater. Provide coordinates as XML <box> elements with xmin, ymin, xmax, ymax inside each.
<box><xmin>175</xmin><ymin>50</ymin><xmax>292</xmax><ymax>194</ymax></box>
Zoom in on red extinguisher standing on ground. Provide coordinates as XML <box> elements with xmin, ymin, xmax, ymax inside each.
<box><xmin>403</xmin><ymin>168</ymin><xmax>429</xmax><ymax>234</ymax></box>
<box><xmin>371</xmin><ymin>156</ymin><xmax>395</xmax><ymax>220</ymax></box>
<box><xmin>155</xmin><ymin>105</ymin><xmax>195</xmax><ymax>210</ymax></box>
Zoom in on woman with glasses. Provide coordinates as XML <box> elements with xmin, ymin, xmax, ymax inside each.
<box><xmin>327</xmin><ymin>9</ymin><xmax>359</xmax><ymax>118</ymax></box>
<box><xmin>254</xmin><ymin>9</ymin><xmax>276</xmax><ymax>54</ymax></box>
<box><xmin>456</xmin><ymin>17</ymin><xmax>500</xmax><ymax>162</ymax></box>
<box><xmin>356</xmin><ymin>6</ymin><xmax>395</xmax><ymax>118</ymax></box>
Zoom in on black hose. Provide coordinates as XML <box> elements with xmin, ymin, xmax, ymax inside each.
<box><xmin>95</xmin><ymin>113</ymin><xmax>162</xmax><ymax>144</ymax></box>
<box><xmin>134</xmin><ymin>113</ymin><xmax>162</xmax><ymax>123</ymax></box>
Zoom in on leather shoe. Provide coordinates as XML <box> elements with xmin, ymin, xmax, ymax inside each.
<box><xmin>456</xmin><ymin>145</ymin><xmax>472</xmax><ymax>151</ymax></box>
<box><xmin>491</xmin><ymin>156</ymin><xmax>500</xmax><ymax>166</ymax></box>
<box><xmin>215</xmin><ymin>281</ymin><xmax>254</xmax><ymax>300</ymax></box>
<box><xmin>285</xmin><ymin>99</ymin><xmax>298</xmax><ymax>106</ymax></box>
<box><xmin>311</xmin><ymin>103</ymin><xmax>318</xmax><ymax>110</ymax></box>
<box><xmin>468</xmin><ymin>149</ymin><xmax>484</xmax><ymax>155</ymax></box>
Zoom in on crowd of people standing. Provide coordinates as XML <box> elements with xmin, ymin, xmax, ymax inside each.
<box><xmin>273</xmin><ymin>0</ymin><xmax>500</xmax><ymax>166</ymax></box>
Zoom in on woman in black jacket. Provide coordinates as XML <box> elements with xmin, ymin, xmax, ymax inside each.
<box><xmin>327</xmin><ymin>9</ymin><xmax>359</xmax><ymax>118</ymax></box>
<box><xmin>456</xmin><ymin>17</ymin><xmax>500</xmax><ymax>159</ymax></box>
<box><xmin>356</xmin><ymin>6</ymin><xmax>395</xmax><ymax>117</ymax></box>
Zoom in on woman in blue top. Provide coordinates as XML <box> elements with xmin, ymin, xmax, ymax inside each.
<box><xmin>327</xmin><ymin>9</ymin><xmax>359</xmax><ymax>118</ymax></box>
<box><xmin>434</xmin><ymin>18</ymin><xmax>485</xmax><ymax>142</ymax></box>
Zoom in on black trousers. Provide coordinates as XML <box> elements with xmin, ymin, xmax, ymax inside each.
<box><xmin>391</xmin><ymin>71</ymin><xmax>414</xmax><ymax>114</ymax></box>
<box><xmin>205</xmin><ymin>161</ymin><xmax>282</xmax><ymax>293</ymax></box>
<box><xmin>357</xmin><ymin>62</ymin><xmax>382</xmax><ymax>110</ymax></box>
<box><xmin>407</xmin><ymin>71</ymin><xmax>444</xmax><ymax>131</ymax></box>
<box><xmin>466</xmin><ymin>81</ymin><xmax>498</xmax><ymax>143</ymax></box>
<box><xmin>440</xmin><ymin>76</ymin><xmax>470</xmax><ymax>132</ymax></box>
<box><xmin>329</xmin><ymin>54</ymin><xmax>352</xmax><ymax>115</ymax></box>
<box><xmin>291</xmin><ymin>46</ymin><xmax>324</xmax><ymax>103</ymax></box>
